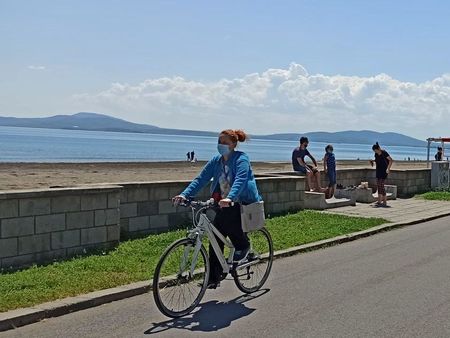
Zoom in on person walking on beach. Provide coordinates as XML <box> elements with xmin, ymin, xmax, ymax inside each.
<box><xmin>370</xmin><ymin>142</ymin><xmax>394</xmax><ymax>207</ymax></box>
<box><xmin>190</xmin><ymin>150</ymin><xmax>195</xmax><ymax>162</ymax></box>
<box><xmin>186</xmin><ymin>152</ymin><xmax>191</xmax><ymax>161</ymax></box>
<box><xmin>173</xmin><ymin>129</ymin><xmax>262</xmax><ymax>289</ymax></box>
<box><xmin>292</xmin><ymin>136</ymin><xmax>323</xmax><ymax>192</ymax></box>
<box><xmin>323</xmin><ymin>144</ymin><xmax>336</xmax><ymax>198</ymax></box>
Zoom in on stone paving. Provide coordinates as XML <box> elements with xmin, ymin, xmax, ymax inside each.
<box><xmin>324</xmin><ymin>197</ymin><xmax>450</xmax><ymax>223</ymax></box>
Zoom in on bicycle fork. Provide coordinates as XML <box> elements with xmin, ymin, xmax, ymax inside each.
<box><xmin>178</xmin><ymin>234</ymin><xmax>203</xmax><ymax>279</ymax></box>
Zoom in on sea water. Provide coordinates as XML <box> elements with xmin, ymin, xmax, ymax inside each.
<box><xmin>0</xmin><ymin>126</ymin><xmax>429</xmax><ymax>162</ymax></box>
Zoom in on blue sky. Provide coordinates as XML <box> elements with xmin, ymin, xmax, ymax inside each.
<box><xmin>1</xmin><ymin>0</ymin><xmax>450</xmax><ymax>139</ymax></box>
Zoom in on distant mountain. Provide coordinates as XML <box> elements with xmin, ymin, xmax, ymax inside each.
<box><xmin>0</xmin><ymin>112</ymin><xmax>218</xmax><ymax>137</ymax></box>
<box><xmin>0</xmin><ymin>112</ymin><xmax>426</xmax><ymax>147</ymax></box>
<box><xmin>260</xmin><ymin>130</ymin><xmax>426</xmax><ymax>147</ymax></box>
<box><xmin>0</xmin><ymin>112</ymin><xmax>160</xmax><ymax>133</ymax></box>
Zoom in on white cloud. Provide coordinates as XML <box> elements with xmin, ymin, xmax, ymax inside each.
<box><xmin>73</xmin><ymin>63</ymin><xmax>450</xmax><ymax>138</ymax></box>
<box><xmin>27</xmin><ymin>65</ymin><xmax>46</xmax><ymax>70</ymax></box>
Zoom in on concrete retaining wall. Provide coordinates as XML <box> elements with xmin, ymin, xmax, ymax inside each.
<box><xmin>0</xmin><ymin>166</ymin><xmax>431</xmax><ymax>270</ymax></box>
<box><xmin>119</xmin><ymin>175</ymin><xmax>306</xmax><ymax>238</ymax></box>
<box><xmin>271</xmin><ymin>168</ymin><xmax>431</xmax><ymax>197</ymax></box>
<box><xmin>0</xmin><ymin>175</ymin><xmax>305</xmax><ymax>268</ymax></box>
<box><xmin>118</xmin><ymin>181</ymin><xmax>205</xmax><ymax>239</ymax></box>
<box><xmin>0</xmin><ymin>186</ymin><xmax>121</xmax><ymax>270</ymax></box>
<box><xmin>382</xmin><ymin>169</ymin><xmax>431</xmax><ymax>196</ymax></box>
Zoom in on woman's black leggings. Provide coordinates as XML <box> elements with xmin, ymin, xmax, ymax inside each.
<box><xmin>209</xmin><ymin>204</ymin><xmax>249</xmax><ymax>283</ymax></box>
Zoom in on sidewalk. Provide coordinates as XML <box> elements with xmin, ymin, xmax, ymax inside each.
<box><xmin>323</xmin><ymin>197</ymin><xmax>450</xmax><ymax>223</ymax></box>
<box><xmin>2</xmin><ymin>198</ymin><xmax>450</xmax><ymax>332</ymax></box>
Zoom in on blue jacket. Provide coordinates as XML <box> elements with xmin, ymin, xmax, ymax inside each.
<box><xmin>180</xmin><ymin>150</ymin><xmax>262</xmax><ymax>204</ymax></box>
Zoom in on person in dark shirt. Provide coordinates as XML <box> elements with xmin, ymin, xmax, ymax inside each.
<box><xmin>292</xmin><ymin>136</ymin><xmax>323</xmax><ymax>192</ymax></box>
<box><xmin>434</xmin><ymin>146</ymin><xmax>443</xmax><ymax>161</ymax></box>
<box><xmin>370</xmin><ymin>142</ymin><xmax>394</xmax><ymax>207</ymax></box>
<box><xmin>323</xmin><ymin>144</ymin><xmax>336</xmax><ymax>198</ymax></box>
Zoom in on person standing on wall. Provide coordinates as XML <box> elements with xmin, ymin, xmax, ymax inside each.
<box><xmin>370</xmin><ymin>142</ymin><xmax>394</xmax><ymax>207</ymax></box>
<box><xmin>323</xmin><ymin>144</ymin><xmax>336</xmax><ymax>199</ymax></box>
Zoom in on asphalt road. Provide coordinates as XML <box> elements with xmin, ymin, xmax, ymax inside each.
<box><xmin>3</xmin><ymin>216</ymin><xmax>450</xmax><ymax>338</ymax></box>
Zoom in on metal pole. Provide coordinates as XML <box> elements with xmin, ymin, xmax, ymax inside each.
<box><xmin>427</xmin><ymin>139</ymin><xmax>431</xmax><ymax>168</ymax></box>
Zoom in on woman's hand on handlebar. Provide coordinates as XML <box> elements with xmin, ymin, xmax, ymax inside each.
<box><xmin>219</xmin><ymin>198</ymin><xmax>233</xmax><ymax>208</ymax></box>
<box><xmin>172</xmin><ymin>195</ymin><xmax>187</xmax><ymax>205</ymax></box>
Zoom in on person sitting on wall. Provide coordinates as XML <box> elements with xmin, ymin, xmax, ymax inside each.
<box><xmin>292</xmin><ymin>136</ymin><xmax>323</xmax><ymax>192</ymax></box>
<box><xmin>435</xmin><ymin>146</ymin><xmax>443</xmax><ymax>161</ymax></box>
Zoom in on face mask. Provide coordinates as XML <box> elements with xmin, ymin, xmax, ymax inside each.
<box><xmin>217</xmin><ymin>143</ymin><xmax>232</xmax><ymax>156</ymax></box>
<box><xmin>327</xmin><ymin>150</ymin><xmax>333</xmax><ymax>154</ymax></box>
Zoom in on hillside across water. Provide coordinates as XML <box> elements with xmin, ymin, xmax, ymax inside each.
<box><xmin>0</xmin><ymin>112</ymin><xmax>427</xmax><ymax>147</ymax></box>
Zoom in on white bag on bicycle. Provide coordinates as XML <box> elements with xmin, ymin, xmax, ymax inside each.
<box><xmin>240</xmin><ymin>201</ymin><xmax>265</xmax><ymax>232</ymax></box>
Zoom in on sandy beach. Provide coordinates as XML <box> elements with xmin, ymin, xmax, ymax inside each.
<box><xmin>0</xmin><ymin>160</ymin><xmax>428</xmax><ymax>191</ymax></box>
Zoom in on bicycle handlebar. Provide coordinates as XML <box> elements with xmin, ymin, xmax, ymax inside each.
<box><xmin>174</xmin><ymin>198</ymin><xmax>235</xmax><ymax>208</ymax></box>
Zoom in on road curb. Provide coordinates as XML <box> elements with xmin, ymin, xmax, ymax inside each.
<box><xmin>2</xmin><ymin>211</ymin><xmax>450</xmax><ymax>332</ymax></box>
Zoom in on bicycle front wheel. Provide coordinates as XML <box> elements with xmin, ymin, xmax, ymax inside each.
<box><xmin>233</xmin><ymin>227</ymin><xmax>274</xmax><ymax>293</ymax></box>
<box><xmin>152</xmin><ymin>238</ymin><xmax>210</xmax><ymax>318</ymax></box>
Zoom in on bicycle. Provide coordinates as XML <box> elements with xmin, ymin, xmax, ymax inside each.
<box><xmin>152</xmin><ymin>199</ymin><xmax>274</xmax><ymax>318</ymax></box>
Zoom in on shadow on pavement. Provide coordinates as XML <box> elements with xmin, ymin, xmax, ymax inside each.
<box><xmin>145</xmin><ymin>288</ymin><xmax>270</xmax><ymax>334</ymax></box>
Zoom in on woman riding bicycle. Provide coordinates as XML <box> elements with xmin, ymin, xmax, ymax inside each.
<box><xmin>173</xmin><ymin>129</ymin><xmax>262</xmax><ymax>289</ymax></box>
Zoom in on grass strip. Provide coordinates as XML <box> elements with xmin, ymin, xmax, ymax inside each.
<box><xmin>417</xmin><ymin>191</ymin><xmax>450</xmax><ymax>201</ymax></box>
<box><xmin>0</xmin><ymin>210</ymin><xmax>386</xmax><ymax>312</ymax></box>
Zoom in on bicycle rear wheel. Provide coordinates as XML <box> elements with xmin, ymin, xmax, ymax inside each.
<box><xmin>233</xmin><ymin>227</ymin><xmax>274</xmax><ymax>293</ymax></box>
<box><xmin>152</xmin><ymin>238</ymin><xmax>209</xmax><ymax>318</ymax></box>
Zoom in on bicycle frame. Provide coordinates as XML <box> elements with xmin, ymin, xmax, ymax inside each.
<box><xmin>184</xmin><ymin>210</ymin><xmax>236</xmax><ymax>277</ymax></box>
<box><xmin>153</xmin><ymin>200</ymin><xmax>273</xmax><ymax>318</ymax></box>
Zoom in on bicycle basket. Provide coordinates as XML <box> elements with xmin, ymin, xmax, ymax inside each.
<box><xmin>240</xmin><ymin>201</ymin><xmax>265</xmax><ymax>232</ymax></box>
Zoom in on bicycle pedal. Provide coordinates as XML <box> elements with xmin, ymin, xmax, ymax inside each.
<box><xmin>247</xmin><ymin>252</ymin><xmax>258</xmax><ymax>261</ymax></box>
<box><xmin>207</xmin><ymin>282</ymin><xmax>220</xmax><ymax>289</ymax></box>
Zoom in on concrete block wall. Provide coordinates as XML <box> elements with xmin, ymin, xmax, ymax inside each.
<box><xmin>266</xmin><ymin>170</ymin><xmax>370</xmax><ymax>192</ymax></box>
<box><xmin>431</xmin><ymin>161</ymin><xmax>450</xmax><ymax>189</ymax></box>
<box><xmin>0</xmin><ymin>167</ymin><xmax>433</xmax><ymax>270</ymax></box>
<box><xmin>257</xmin><ymin>176</ymin><xmax>305</xmax><ymax>216</ymax></box>
<box><xmin>0</xmin><ymin>186</ymin><xmax>121</xmax><ymax>270</ymax></box>
<box><xmin>384</xmin><ymin>169</ymin><xmax>431</xmax><ymax>196</ymax></box>
<box><xmin>272</xmin><ymin>168</ymin><xmax>431</xmax><ymax>198</ymax></box>
<box><xmin>329</xmin><ymin>168</ymin><xmax>431</xmax><ymax>197</ymax></box>
<box><xmin>118</xmin><ymin>175</ymin><xmax>306</xmax><ymax>238</ymax></box>
<box><xmin>330</xmin><ymin>169</ymin><xmax>371</xmax><ymax>189</ymax></box>
<box><xmin>118</xmin><ymin>181</ymin><xmax>210</xmax><ymax>238</ymax></box>
<box><xmin>0</xmin><ymin>176</ymin><xmax>305</xmax><ymax>268</ymax></box>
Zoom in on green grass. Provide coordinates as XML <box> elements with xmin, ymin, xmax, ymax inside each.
<box><xmin>418</xmin><ymin>191</ymin><xmax>450</xmax><ymax>201</ymax></box>
<box><xmin>0</xmin><ymin>210</ymin><xmax>386</xmax><ymax>313</ymax></box>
